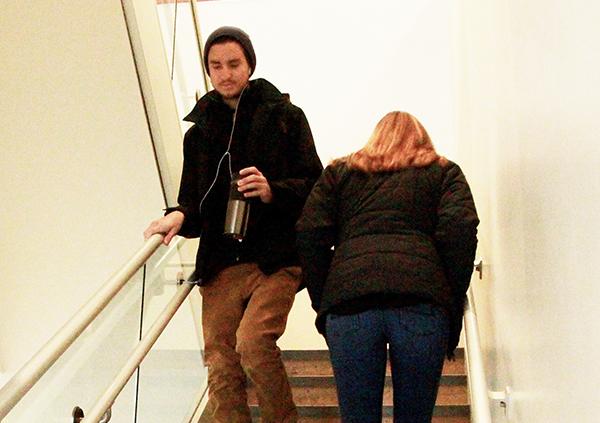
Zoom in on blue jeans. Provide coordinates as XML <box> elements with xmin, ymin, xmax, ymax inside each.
<box><xmin>325</xmin><ymin>304</ymin><xmax>449</xmax><ymax>423</ymax></box>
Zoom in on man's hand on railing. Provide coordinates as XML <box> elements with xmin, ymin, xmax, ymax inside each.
<box><xmin>144</xmin><ymin>211</ymin><xmax>184</xmax><ymax>245</ymax></box>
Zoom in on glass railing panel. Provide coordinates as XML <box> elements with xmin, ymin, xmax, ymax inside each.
<box><xmin>2</xmin><ymin>239</ymin><xmax>198</xmax><ymax>422</ymax></box>
<box><xmin>156</xmin><ymin>1</ymin><xmax>207</xmax><ymax>130</ymax></box>
<box><xmin>135</xmin><ymin>237</ymin><xmax>207</xmax><ymax>423</ymax></box>
<box><xmin>2</xmin><ymin>267</ymin><xmax>145</xmax><ymax>422</ymax></box>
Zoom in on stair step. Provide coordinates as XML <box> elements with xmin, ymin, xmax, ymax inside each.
<box><xmin>283</xmin><ymin>349</ymin><xmax>465</xmax><ymax>377</ymax></box>
<box><xmin>202</xmin><ymin>349</ymin><xmax>469</xmax><ymax>422</ymax></box>
<box><xmin>281</xmin><ymin>418</ymin><xmax>470</xmax><ymax>423</ymax></box>
<box><xmin>284</xmin><ymin>417</ymin><xmax>470</xmax><ymax>423</ymax></box>
<box><xmin>250</xmin><ymin>405</ymin><xmax>470</xmax><ymax>422</ymax></box>
<box><xmin>248</xmin><ymin>375</ymin><xmax>468</xmax><ymax>407</ymax></box>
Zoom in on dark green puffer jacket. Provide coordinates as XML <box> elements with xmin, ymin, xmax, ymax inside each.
<box><xmin>169</xmin><ymin>78</ymin><xmax>323</xmax><ymax>283</ymax></box>
<box><xmin>296</xmin><ymin>160</ymin><xmax>479</xmax><ymax>358</ymax></box>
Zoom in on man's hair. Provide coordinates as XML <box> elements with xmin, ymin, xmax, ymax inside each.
<box><xmin>203</xmin><ymin>26</ymin><xmax>256</xmax><ymax>75</ymax></box>
<box><xmin>337</xmin><ymin>111</ymin><xmax>447</xmax><ymax>172</ymax></box>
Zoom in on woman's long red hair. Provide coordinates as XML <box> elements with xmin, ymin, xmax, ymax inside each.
<box><xmin>338</xmin><ymin>111</ymin><xmax>447</xmax><ymax>172</ymax></box>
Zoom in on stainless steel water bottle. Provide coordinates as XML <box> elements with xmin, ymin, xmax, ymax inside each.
<box><xmin>224</xmin><ymin>172</ymin><xmax>250</xmax><ymax>240</ymax></box>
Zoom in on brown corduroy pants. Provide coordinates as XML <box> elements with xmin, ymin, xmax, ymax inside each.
<box><xmin>200</xmin><ymin>263</ymin><xmax>300</xmax><ymax>423</ymax></box>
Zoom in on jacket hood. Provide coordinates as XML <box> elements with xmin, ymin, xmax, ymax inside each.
<box><xmin>183</xmin><ymin>78</ymin><xmax>289</xmax><ymax>124</ymax></box>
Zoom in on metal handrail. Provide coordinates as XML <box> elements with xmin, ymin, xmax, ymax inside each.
<box><xmin>0</xmin><ymin>234</ymin><xmax>165</xmax><ymax>420</ymax></box>
<box><xmin>463</xmin><ymin>286</ymin><xmax>493</xmax><ymax>422</ymax></box>
<box><xmin>82</xmin><ymin>280</ymin><xmax>195</xmax><ymax>422</ymax></box>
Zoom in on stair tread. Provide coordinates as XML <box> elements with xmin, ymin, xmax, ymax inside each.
<box><xmin>250</xmin><ymin>404</ymin><xmax>470</xmax><ymax>417</ymax></box>
<box><xmin>283</xmin><ymin>348</ymin><xmax>465</xmax><ymax>377</ymax></box>
<box><xmin>278</xmin><ymin>420</ymin><xmax>469</xmax><ymax>423</ymax></box>
<box><xmin>282</xmin><ymin>348</ymin><xmax>464</xmax><ymax>360</ymax></box>
<box><xmin>248</xmin><ymin>384</ymin><xmax>468</xmax><ymax>407</ymax></box>
<box><xmin>283</xmin><ymin>374</ymin><xmax>467</xmax><ymax>385</ymax></box>
<box><xmin>200</xmin><ymin>349</ymin><xmax>470</xmax><ymax>422</ymax></box>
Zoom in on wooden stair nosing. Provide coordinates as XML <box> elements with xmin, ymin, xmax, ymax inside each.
<box><xmin>283</xmin><ymin>349</ymin><xmax>465</xmax><ymax>377</ymax></box>
<box><xmin>250</xmin><ymin>404</ymin><xmax>470</xmax><ymax>418</ymax></box>
<box><xmin>283</xmin><ymin>374</ymin><xmax>467</xmax><ymax>387</ymax></box>
<box><xmin>282</xmin><ymin>348</ymin><xmax>465</xmax><ymax>361</ymax></box>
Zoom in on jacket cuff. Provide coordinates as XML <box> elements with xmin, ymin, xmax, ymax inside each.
<box><xmin>164</xmin><ymin>205</ymin><xmax>184</xmax><ymax>216</ymax></box>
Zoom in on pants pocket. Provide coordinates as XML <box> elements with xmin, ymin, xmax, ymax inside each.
<box><xmin>395</xmin><ymin>304</ymin><xmax>447</xmax><ymax>336</ymax></box>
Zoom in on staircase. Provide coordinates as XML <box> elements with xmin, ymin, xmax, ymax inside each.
<box><xmin>248</xmin><ymin>348</ymin><xmax>470</xmax><ymax>422</ymax></box>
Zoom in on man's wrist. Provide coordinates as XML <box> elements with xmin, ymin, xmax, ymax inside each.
<box><xmin>170</xmin><ymin>210</ymin><xmax>185</xmax><ymax>223</ymax></box>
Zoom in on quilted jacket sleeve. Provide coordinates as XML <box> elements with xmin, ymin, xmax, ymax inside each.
<box><xmin>295</xmin><ymin>165</ymin><xmax>338</xmax><ymax>312</ymax></box>
<box><xmin>434</xmin><ymin>162</ymin><xmax>479</xmax><ymax>357</ymax></box>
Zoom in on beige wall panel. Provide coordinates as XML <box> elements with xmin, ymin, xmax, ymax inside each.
<box><xmin>0</xmin><ymin>0</ymin><xmax>165</xmax><ymax>376</ymax></box>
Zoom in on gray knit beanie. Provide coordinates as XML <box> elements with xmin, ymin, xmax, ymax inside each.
<box><xmin>203</xmin><ymin>26</ymin><xmax>256</xmax><ymax>76</ymax></box>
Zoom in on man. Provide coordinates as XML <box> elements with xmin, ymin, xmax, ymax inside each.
<box><xmin>144</xmin><ymin>27</ymin><xmax>322</xmax><ymax>422</ymax></box>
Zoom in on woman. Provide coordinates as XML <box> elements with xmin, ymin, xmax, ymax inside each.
<box><xmin>296</xmin><ymin>111</ymin><xmax>479</xmax><ymax>422</ymax></box>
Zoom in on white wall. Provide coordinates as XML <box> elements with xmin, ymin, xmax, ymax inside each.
<box><xmin>164</xmin><ymin>0</ymin><xmax>459</xmax><ymax>349</ymax></box>
<box><xmin>196</xmin><ymin>0</ymin><xmax>458</xmax><ymax>161</ymax></box>
<box><xmin>457</xmin><ymin>1</ymin><xmax>600</xmax><ymax>421</ymax></box>
<box><xmin>0</xmin><ymin>0</ymin><xmax>166</xmax><ymax>380</ymax></box>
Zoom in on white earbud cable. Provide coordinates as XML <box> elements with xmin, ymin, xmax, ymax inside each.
<box><xmin>197</xmin><ymin>84</ymin><xmax>248</xmax><ymax>216</ymax></box>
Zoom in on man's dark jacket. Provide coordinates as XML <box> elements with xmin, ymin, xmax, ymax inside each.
<box><xmin>170</xmin><ymin>78</ymin><xmax>323</xmax><ymax>283</ymax></box>
<box><xmin>295</xmin><ymin>160</ymin><xmax>479</xmax><ymax>357</ymax></box>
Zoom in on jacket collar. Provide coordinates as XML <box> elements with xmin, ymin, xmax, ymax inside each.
<box><xmin>183</xmin><ymin>78</ymin><xmax>288</xmax><ymax>124</ymax></box>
